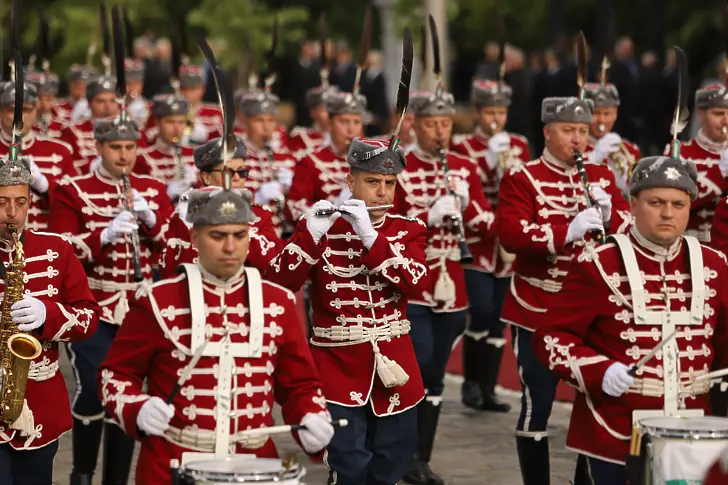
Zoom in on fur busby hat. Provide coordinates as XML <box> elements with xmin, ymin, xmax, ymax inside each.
<box><xmin>194</xmin><ymin>136</ymin><xmax>248</xmax><ymax>172</ymax></box>
<box><xmin>347</xmin><ymin>137</ymin><xmax>406</xmax><ymax>175</ymax></box>
<box><xmin>239</xmin><ymin>90</ymin><xmax>279</xmax><ymax>117</ymax></box>
<box><xmin>471</xmin><ymin>80</ymin><xmax>511</xmax><ymax>108</ymax></box>
<box><xmin>410</xmin><ymin>90</ymin><xmax>455</xmax><ymax>117</ymax></box>
<box><xmin>541</xmin><ymin>97</ymin><xmax>594</xmax><ymax>124</ymax></box>
<box><xmin>85</xmin><ymin>76</ymin><xmax>117</xmax><ymax>102</ymax></box>
<box><xmin>26</xmin><ymin>72</ymin><xmax>59</xmax><ymax>96</ymax></box>
<box><xmin>179</xmin><ymin>64</ymin><xmax>206</xmax><ymax>89</ymax></box>
<box><xmin>629</xmin><ymin>155</ymin><xmax>698</xmax><ymax>200</ymax></box>
<box><xmin>0</xmin><ymin>81</ymin><xmax>38</xmax><ymax>107</ymax></box>
<box><xmin>94</xmin><ymin>112</ymin><xmax>142</xmax><ymax>142</ymax></box>
<box><xmin>152</xmin><ymin>94</ymin><xmax>189</xmax><ymax>120</ymax></box>
<box><xmin>583</xmin><ymin>82</ymin><xmax>620</xmax><ymax>108</ymax></box>
<box><xmin>68</xmin><ymin>65</ymin><xmax>98</xmax><ymax>84</ymax></box>
<box><xmin>186</xmin><ymin>188</ymin><xmax>255</xmax><ymax>227</ymax></box>
<box><xmin>325</xmin><ymin>91</ymin><xmax>367</xmax><ymax>116</ymax></box>
<box><xmin>695</xmin><ymin>84</ymin><xmax>728</xmax><ymax>110</ymax></box>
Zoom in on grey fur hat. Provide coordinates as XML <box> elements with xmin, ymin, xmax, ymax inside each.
<box><xmin>26</xmin><ymin>72</ymin><xmax>60</xmax><ymax>96</ymax></box>
<box><xmin>583</xmin><ymin>83</ymin><xmax>620</xmax><ymax>108</ymax></box>
<box><xmin>239</xmin><ymin>90</ymin><xmax>279</xmax><ymax>117</ymax></box>
<box><xmin>471</xmin><ymin>80</ymin><xmax>511</xmax><ymax>107</ymax></box>
<box><xmin>194</xmin><ymin>135</ymin><xmax>248</xmax><ymax>172</ymax></box>
<box><xmin>85</xmin><ymin>76</ymin><xmax>117</xmax><ymax>102</ymax></box>
<box><xmin>152</xmin><ymin>94</ymin><xmax>189</xmax><ymax>119</ymax></box>
<box><xmin>410</xmin><ymin>90</ymin><xmax>456</xmax><ymax>117</ymax></box>
<box><xmin>125</xmin><ymin>59</ymin><xmax>145</xmax><ymax>83</ymax></box>
<box><xmin>629</xmin><ymin>155</ymin><xmax>698</xmax><ymax>200</ymax></box>
<box><xmin>94</xmin><ymin>112</ymin><xmax>142</xmax><ymax>142</ymax></box>
<box><xmin>347</xmin><ymin>138</ymin><xmax>406</xmax><ymax>175</ymax></box>
<box><xmin>0</xmin><ymin>151</ymin><xmax>32</xmax><ymax>187</ymax></box>
<box><xmin>179</xmin><ymin>64</ymin><xmax>205</xmax><ymax>89</ymax></box>
<box><xmin>306</xmin><ymin>85</ymin><xmax>339</xmax><ymax>109</ymax></box>
<box><xmin>695</xmin><ymin>84</ymin><xmax>728</xmax><ymax>109</ymax></box>
<box><xmin>541</xmin><ymin>97</ymin><xmax>594</xmax><ymax>124</ymax></box>
<box><xmin>325</xmin><ymin>91</ymin><xmax>367</xmax><ymax>116</ymax></box>
<box><xmin>0</xmin><ymin>81</ymin><xmax>38</xmax><ymax>106</ymax></box>
<box><xmin>68</xmin><ymin>65</ymin><xmax>98</xmax><ymax>83</ymax></box>
<box><xmin>186</xmin><ymin>188</ymin><xmax>255</xmax><ymax>227</ymax></box>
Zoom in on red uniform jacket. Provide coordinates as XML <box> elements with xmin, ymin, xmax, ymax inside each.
<box><xmin>395</xmin><ymin>147</ymin><xmax>495</xmax><ymax>313</ymax></box>
<box><xmin>49</xmin><ymin>169</ymin><xmax>173</xmax><ymax>325</ymax></box>
<box><xmin>135</xmin><ymin>142</ymin><xmax>195</xmax><ymax>184</ymax></box>
<box><xmin>704</xmin><ymin>450</ymin><xmax>728</xmax><ymax>485</ymax></box>
<box><xmin>158</xmin><ymin>204</ymin><xmax>281</xmax><ymax>279</ymax></box>
<box><xmin>98</xmin><ymin>266</ymin><xmax>327</xmax><ymax>484</ymax></box>
<box><xmin>32</xmin><ymin>118</ymin><xmax>67</xmax><ymax>141</ymax></box>
<box><xmin>286</xmin><ymin>145</ymin><xmax>348</xmax><ymax>223</ymax></box>
<box><xmin>0</xmin><ymin>231</ymin><xmax>99</xmax><ymax>450</ymax></box>
<box><xmin>712</xmin><ymin>196</ymin><xmax>728</xmax><ymax>255</ymax></box>
<box><xmin>190</xmin><ymin>103</ymin><xmax>223</xmax><ymax>143</ymax></box>
<box><xmin>60</xmin><ymin>119</ymin><xmax>99</xmax><ymax>175</ymax></box>
<box><xmin>267</xmin><ymin>214</ymin><xmax>429</xmax><ymax>415</ymax></box>
<box><xmin>0</xmin><ymin>134</ymin><xmax>75</xmax><ymax>231</ymax></box>
<box><xmin>451</xmin><ymin>129</ymin><xmax>531</xmax><ymax>276</ymax></box>
<box><xmin>585</xmin><ymin>135</ymin><xmax>641</xmax><ymax>196</ymax></box>
<box><xmin>234</xmin><ymin>124</ymin><xmax>290</xmax><ymax>152</ymax></box>
<box><xmin>288</xmin><ymin>126</ymin><xmax>326</xmax><ymax>157</ymax></box>
<box><xmin>495</xmin><ymin>150</ymin><xmax>632</xmax><ymax>331</ymax></box>
<box><xmin>532</xmin><ymin>230</ymin><xmax>728</xmax><ymax>464</ymax></box>
<box><xmin>53</xmin><ymin>99</ymin><xmax>76</xmax><ymax>123</ymax></box>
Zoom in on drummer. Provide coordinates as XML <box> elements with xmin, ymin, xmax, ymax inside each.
<box><xmin>531</xmin><ymin>154</ymin><xmax>728</xmax><ymax>484</ymax></box>
<box><xmin>97</xmin><ymin>188</ymin><xmax>335</xmax><ymax>483</ymax></box>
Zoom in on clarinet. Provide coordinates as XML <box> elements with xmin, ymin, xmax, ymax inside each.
<box><xmin>264</xmin><ymin>140</ymin><xmax>293</xmax><ymax>239</ymax></box>
<box><xmin>573</xmin><ymin>149</ymin><xmax>604</xmax><ymax>244</ymax></box>
<box><xmin>172</xmin><ymin>137</ymin><xmax>185</xmax><ymax>181</ymax></box>
<box><xmin>437</xmin><ymin>143</ymin><xmax>474</xmax><ymax>264</ymax></box>
<box><xmin>120</xmin><ymin>170</ymin><xmax>144</xmax><ymax>282</ymax></box>
<box><xmin>40</xmin><ymin>112</ymin><xmax>50</xmax><ymax>137</ymax></box>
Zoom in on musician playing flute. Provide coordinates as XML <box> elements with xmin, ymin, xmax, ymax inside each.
<box><xmin>495</xmin><ymin>97</ymin><xmax>630</xmax><ymax>485</ymax></box>
<box><xmin>49</xmin><ymin>109</ymin><xmax>173</xmax><ymax>485</ymax></box>
<box><xmin>532</xmin><ymin>154</ymin><xmax>728</xmax><ymax>484</ymax></box>
<box><xmin>98</xmin><ymin>188</ymin><xmax>334</xmax><ymax>484</ymax></box>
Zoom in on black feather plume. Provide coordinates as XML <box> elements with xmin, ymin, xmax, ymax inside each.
<box><xmin>419</xmin><ymin>23</ymin><xmax>428</xmax><ymax>75</ymax></box>
<box><xmin>496</xmin><ymin>9</ymin><xmax>506</xmax><ymax>82</ymax></box>
<box><xmin>111</xmin><ymin>5</ymin><xmax>126</xmax><ymax>100</ymax></box>
<box><xmin>600</xmin><ymin>8</ymin><xmax>615</xmax><ymax>85</ymax></box>
<box><xmin>670</xmin><ymin>47</ymin><xmax>690</xmax><ymax>145</ymax></box>
<box><xmin>123</xmin><ymin>7</ymin><xmax>134</xmax><ymax>60</ymax></box>
<box><xmin>171</xmin><ymin>35</ymin><xmax>182</xmax><ymax>82</ymax></box>
<box><xmin>722</xmin><ymin>0</ymin><xmax>728</xmax><ymax>69</ymax></box>
<box><xmin>390</xmin><ymin>27</ymin><xmax>413</xmax><ymax>148</ymax></box>
<box><xmin>12</xmin><ymin>49</ymin><xmax>24</xmax><ymax>146</ymax></box>
<box><xmin>319</xmin><ymin>13</ymin><xmax>329</xmax><ymax>87</ymax></box>
<box><xmin>576</xmin><ymin>31</ymin><xmax>588</xmax><ymax>98</ymax></box>
<box><xmin>357</xmin><ymin>7</ymin><xmax>373</xmax><ymax>70</ymax></box>
<box><xmin>428</xmin><ymin>15</ymin><xmax>441</xmax><ymax>80</ymax></box>
<box><xmin>38</xmin><ymin>8</ymin><xmax>51</xmax><ymax>71</ymax></box>
<box><xmin>264</xmin><ymin>15</ymin><xmax>279</xmax><ymax>89</ymax></box>
<box><xmin>100</xmin><ymin>2</ymin><xmax>111</xmax><ymax>58</ymax></box>
<box><xmin>11</xmin><ymin>0</ymin><xmax>20</xmax><ymax>61</ymax></box>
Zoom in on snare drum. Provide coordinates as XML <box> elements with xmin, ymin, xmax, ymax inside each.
<box><xmin>180</xmin><ymin>456</ymin><xmax>305</xmax><ymax>484</ymax></box>
<box><xmin>640</xmin><ymin>416</ymin><xmax>728</xmax><ymax>485</ymax></box>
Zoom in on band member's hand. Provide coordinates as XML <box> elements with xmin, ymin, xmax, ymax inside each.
<box><xmin>167</xmin><ymin>180</ymin><xmax>192</xmax><ymax>200</ymax></box>
<box><xmin>254</xmin><ymin>181</ymin><xmax>284</xmax><ymax>205</ymax></box>
<box><xmin>486</xmin><ymin>132</ymin><xmax>511</xmax><ymax>170</ymax></box>
<box><xmin>298</xmin><ymin>412</ymin><xmax>335</xmax><ymax>453</ymax></box>
<box><xmin>427</xmin><ymin>195</ymin><xmax>459</xmax><ymax>227</ymax></box>
<box><xmin>190</xmin><ymin>120</ymin><xmax>209</xmax><ymax>144</ymax></box>
<box><xmin>137</xmin><ymin>397</ymin><xmax>175</xmax><ymax>436</ymax></box>
<box><xmin>27</xmin><ymin>157</ymin><xmax>50</xmax><ymax>194</ymax></box>
<box><xmin>333</xmin><ymin>187</ymin><xmax>352</xmax><ymax>208</ymax></box>
<box><xmin>306</xmin><ymin>200</ymin><xmax>341</xmax><ymax>244</ymax></box>
<box><xmin>565</xmin><ymin>208</ymin><xmax>604</xmax><ymax>244</ymax></box>
<box><xmin>602</xmin><ymin>362</ymin><xmax>634</xmax><ymax>397</ymax></box>
<box><xmin>449</xmin><ymin>177</ymin><xmax>470</xmax><ymax>208</ymax></box>
<box><xmin>183</xmin><ymin>165</ymin><xmax>198</xmax><ymax>186</ymax></box>
<box><xmin>340</xmin><ymin>199</ymin><xmax>378</xmax><ymax>249</ymax></box>
<box><xmin>720</xmin><ymin>148</ymin><xmax>728</xmax><ymax>178</ymax></box>
<box><xmin>101</xmin><ymin>211</ymin><xmax>139</xmax><ymax>246</ymax></box>
<box><xmin>11</xmin><ymin>296</ymin><xmax>46</xmax><ymax>330</ymax></box>
<box><xmin>132</xmin><ymin>190</ymin><xmax>157</xmax><ymax>228</ymax></box>
<box><xmin>277</xmin><ymin>167</ymin><xmax>294</xmax><ymax>190</ymax></box>
<box><xmin>588</xmin><ymin>133</ymin><xmax>622</xmax><ymax>164</ymax></box>
<box><xmin>590</xmin><ymin>186</ymin><xmax>612</xmax><ymax>223</ymax></box>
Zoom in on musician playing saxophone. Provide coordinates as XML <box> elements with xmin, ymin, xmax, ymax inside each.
<box><xmin>0</xmin><ymin>148</ymin><xmax>98</xmax><ymax>484</ymax></box>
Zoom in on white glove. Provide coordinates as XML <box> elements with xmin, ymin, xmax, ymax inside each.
<box><xmin>485</xmin><ymin>132</ymin><xmax>511</xmax><ymax>170</ymax></box>
<box><xmin>27</xmin><ymin>157</ymin><xmax>50</xmax><ymax>194</ymax></box>
<box><xmin>588</xmin><ymin>133</ymin><xmax>622</xmax><ymax>164</ymax></box>
<box><xmin>332</xmin><ymin>187</ymin><xmax>352</xmax><ymax>208</ymax></box>
<box><xmin>70</xmin><ymin>98</ymin><xmax>90</xmax><ymax>124</ymax></box>
<box><xmin>590</xmin><ymin>185</ymin><xmax>612</xmax><ymax>223</ymax></box>
<box><xmin>340</xmin><ymin>199</ymin><xmax>378</xmax><ymax>249</ymax></box>
<box><xmin>132</xmin><ymin>190</ymin><xmax>157</xmax><ymax>228</ymax></box>
<box><xmin>11</xmin><ymin>296</ymin><xmax>47</xmax><ymax>331</ymax></box>
<box><xmin>100</xmin><ymin>210</ymin><xmax>139</xmax><ymax>246</ymax></box>
<box><xmin>127</xmin><ymin>97</ymin><xmax>150</xmax><ymax>124</ymax></box>
<box><xmin>566</xmin><ymin>208</ymin><xmax>604</xmax><ymax>244</ymax></box>
<box><xmin>720</xmin><ymin>148</ymin><xmax>728</xmax><ymax>178</ymax></box>
<box><xmin>306</xmin><ymin>200</ymin><xmax>341</xmax><ymax>244</ymax></box>
<box><xmin>137</xmin><ymin>397</ymin><xmax>175</xmax><ymax>436</ymax></box>
<box><xmin>254</xmin><ymin>181</ymin><xmax>284</xmax><ymax>204</ymax></box>
<box><xmin>167</xmin><ymin>180</ymin><xmax>191</xmax><ymax>200</ymax></box>
<box><xmin>298</xmin><ymin>412</ymin><xmax>335</xmax><ymax>454</ymax></box>
<box><xmin>190</xmin><ymin>120</ymin><xmax>209</xmax><ymax>144</ymax></box>
<box><xmin>183</xmin><ymin>164</ymin><xmax>198</xmax><ymax>186</ymax></box>
<box><xmin>427</xmin><ymin>195</ymin><xmax>459</xmax><ymax>227</ymax></box>
<box><xmin>89</xmin><ymin>156</ymin><xmax>102</xmax><ymax>173</ymax></box>
<box><xmin>277</xmin><ymin>167</ymin><xmax>294</xmax><ymax>190</ymax></box>
<box><xmin>602</xmin><ymin>362</ymin><xmax>635</xmax><ymax>397</ymax></box>
<box><xmin>449</xmin><ymin>177</ymin><xmax>470</xmax><ymax>208</ymax></box>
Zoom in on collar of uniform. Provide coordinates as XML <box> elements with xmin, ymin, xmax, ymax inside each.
<box><xmin>0</xmin><ymin>130</ymin><xmax>37</xmax><ymax>151</ymax></box>
<box><xmin>242</xmin><ymin>135</ymin><xmax>265</xmax><ymax>156</ymax></box>
<box><xmin>541</xmin><ymin>148</ymin><xmax>575</xmax><ymax>175</ymax></box>
<box><xmin>629</xmin><ymin>225</ymin><xmax>682</xmax><ymax>261</ymax></box>
<box><xmin>325</xmin><ymin>142</ymin><xmax>347</xmax><ymax>158</ymax></box>
<box><xmin>96</xmin><ymin>164</ymin><xmax>122</xmax><ymax>185</ymax></box>
<box><xmin>587</xmin><ymin>133</ymin><xmax>601</xmax><ymax>147</ymax></box>
<box><xmin>412</xmin><ymin>144</ymin><xmax>439</xmax><ymax>163</ymax></box>
<box><xmin>695</xmin><ymin>129</ymin><xmax>723</xmax><ymax>155</ymax></box>
<box><xmin>197</xmin><ymin>263</ymin><xmax>246</xmax><ymax>290</ymax></box>
<box><xmin>153</xmin><ymin>138</ymin><xmax>174</xmax><ymax>155</ymax></box>
<box><xmin>473</xmin><ymin>125</ymin><xmax>492</xmax><ymax>143</ymax></box>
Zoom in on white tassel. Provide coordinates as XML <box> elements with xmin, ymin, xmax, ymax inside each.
<box><xmin>371</xmin><ymin>340</ymin><xmax>409</xmax><ymax>388</ymax></box>
<box><xmin>135</xmin><ymin>280</ymin><xmax>151</xmax><ymax>300</ymax></box>
<box><xmin>113</xmin><ymin>293</ymin><xmax>130</xmax><ymax>324</ymax></box>
<box><xmin>10</xmin><ymin>399</ymin><xmax>35</xmax><ymax>436</ymax></box>
<box><xmin>433</xmin><ymin>269</ymin><xmax>456</xmax><ymax>304</ymax></box>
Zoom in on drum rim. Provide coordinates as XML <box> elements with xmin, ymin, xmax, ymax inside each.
<box><xmin>181</xmin><ymin>463</ymin><xmax>305</xmax><ymax>482</ymax></box>
<box><xmin>640</xmin><ymin>416</ymin><xmax>728</xmax><ymax>439</ymax></box>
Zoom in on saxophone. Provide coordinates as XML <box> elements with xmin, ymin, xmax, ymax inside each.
<box><xmin>0</xmin><ymin>227</ymin><xmax>43</xmax><ymax>429</ymax></box>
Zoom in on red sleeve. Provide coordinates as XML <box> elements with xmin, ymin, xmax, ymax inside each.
<box><xmin>266</xmin><ymin>218</ymin><xmax>325</xmax><ymax>292</ymax></box>
<box><xmin>694</xmin><ymin>165</ymin><xmax>728</xmax><ymax>210</ymax></box>
<box><xmin>712</xmin><ymin>197</ymin><xmax>728</xmax><ymax>255</ymax></box>
<box><xmin>602</xmin><ymin>169</ymin><xmax>632</xmax><ymax>234</ymax></box>
<box><xmin>712</xmin><ymin>257</ymin><xmax>728</xmax><ymax>370</ymax></box>
<box><xmin>133</xmin><ymin>154</ymin><xmax>152</xmax><ymax>176</ymax></box>
<box><xmin>394</xmin><ymin>176</ymin><xmax>428</xmax><ymax>224</ymax></box>
<box><xmin>140</xmin><ymin>184</ymin><xmax>174</xmax><ymax>245</ymax></box>
<box><xmin>462</xmin><ymin>160</ymin><xmax>495</xmax><ymax>237</ymax></box>
<box><xmin>247</xmin><ymin>210</ymin><xmax>282</xmax><ymax>271</ymax></box>
<box><xmin>36</xmin><ymin>239</ymin><xmax>100</xmax><ymax>342</ymax></box>
<box><xmin>285</xmin><ymin>157</ymin><xmax>316</xmax><ymax>222</ymax></box>
<box><xmin>60</xmin><ymin>127</ymin><xmax>81</xmax><ymax>175</ymax></box>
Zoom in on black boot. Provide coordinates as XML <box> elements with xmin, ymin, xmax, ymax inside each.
<box><xmin>515</xmin><ymin>435</ymin><xmax>550</xmax><ymax>485</ymax></box>
<box><xmin>101</xmin><ymin>421</ymin><xmax>136</xmax><ymax>485</ymax></box>
<box><xmin>403</xmin><ymin>399</ymin><xmax>445</xmax><ymax>485</ymax></box>
<box><xmin>479</xmin><ymin>342</ymin><xmax>511</xmax><ymax>413</ymax></box>
<box><xmin>461</xmin><ymin>334</ymin><xmax>484</xmax><ymax>410</ymax></box>
<box><xmin>69</xmin><ymin>417</ymin><xmax>103</xmax><ymax>485</ymax></box>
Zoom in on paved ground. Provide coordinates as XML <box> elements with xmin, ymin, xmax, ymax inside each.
<box><xmin>52</xmin><ymin>351</ymin><xmax>577</xmax><ymax>484</ymax></box>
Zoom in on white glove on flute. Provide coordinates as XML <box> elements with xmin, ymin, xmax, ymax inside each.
<box><xmin>101</xmin><ymin>211</ymin><xmax>139</xmax><ymax>246</ymax></box>
<box><xmin>306</xmin><ymin>200</ymin><xmax>341</xmax><ymax>244</ymax></box>
<box><xmin>298</xmin><ymin>412</ymin><xmax>335</xmax><ymax>453</ymax></box>
<box><xmin>137</xmin><ymin>397</ymin><xmax>175</xmax><ymax>436</ymax></box>
<box><xmin>340</xmin><ymin>199</ymin><xmax>378</xmax><ymax>249</ymax></box>
<box><xmin>565</xmin><ymin>208</ymin><xmax>604</xmax><ymax>244</ymax></box>
<box><xmin>485</xmin><ymin>132</ymin><xmax>511</xmax><ymax>170</ymax></box>
<box><xmin>11</xmin><ymin>296</ymin><xmax>47</xmax><ymax>331</ymax></box>
<box><xmin>132</xmin><ymin>190</ymin><xmax>157</xmax><ymax>228</ymax></box>
<box><xmin>602</xmin><ymin>362</ymin><xmax>635</xmax><ymax>397</ymax></box>
<box><xmin>590</xmin><ymin>186</ymin><xmax>612</xmax><ymax>223</ymax></box>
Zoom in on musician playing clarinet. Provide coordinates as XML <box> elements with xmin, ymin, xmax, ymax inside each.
<box><xmin>532</xmin><ymin>154</ymin><xmax>728</xmax><ymax>484</ymax></box>
<box><xmin>495</xmin><ymin>97</ymin><xmax>631</xmax><ymax>485</ymax></box>
<box><xmin>98</xmin><ymin>188</ymin><xmax>334</xmax><ymax>484</ymax></box>
<box><xmin>49</xmin><ymin>107</ymin><xmax>172</xmax><ymax>485</ymax></box>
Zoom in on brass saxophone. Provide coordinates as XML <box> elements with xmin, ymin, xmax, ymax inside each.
<box><xmin>0</xmin><ymin>227</ymin><xmax>43</xmax><ymax>427</ymax></box>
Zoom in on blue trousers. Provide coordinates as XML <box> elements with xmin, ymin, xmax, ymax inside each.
<box><xmin>511</xmin><ymin>325</ymin><xmax>560</xmax><ymax>435</ymax></box>
<box><xmin>0</xmin><ymin>441</ymin><xmax>58</xmax><ymax>485</ymax></box>
<box><xmin>464</xmin><ymin>270</ymin><xmax>509</xmax><ymax>339</ymax></box>
<box><xmin>66</xmin><ymin>320</ymin><xmax>119</xmax><ymax>420</ymax></box>
<box><xmin>574</xmin><ymin>454</ymin><xmax>627</xmax><ymax>485</ymax></box>
<box><xmin>326</xmin><ymin>403</ymin><xmax>418</xmax><ymax>485</ymax></box>
<box><xmin>408</xmin><ymin>304</ymin><xmax>466</xmax><ymax>397</ymax></box>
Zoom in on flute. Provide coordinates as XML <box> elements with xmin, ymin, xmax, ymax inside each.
<box><xmin>573</xmin><ymin>149</ymin><xmax>604</xmax><ymax>244</ymax></box>
<box><xmin>437</xmin><ymin>142</ymin><xmax>474</xmax><ymax>264</ymax></box>
<box><xmin>314</xmin><ymin>204</ymin><xmax>394</xmax><ymax>217</ymax></box>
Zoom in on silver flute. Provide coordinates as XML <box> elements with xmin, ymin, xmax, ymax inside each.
<box><xmin>314</xmin><ymin>204</ymin><xmax>394</xmax><ymax>217</ymax></box>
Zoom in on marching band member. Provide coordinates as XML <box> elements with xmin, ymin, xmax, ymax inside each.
<box><xmin>60</xmin><ymin>75</ymin><xmax>120</xmax><ymax>175</ymax></box>
<box><xmin>0</xmin><ymin>81</ymin><xmax>75</xmax><ymax>232</ymax></box>
<box><xmin>396</xmin><ymin>89</ymin><xmax>494</xmax><ymax>485</ymax></box>
<box><xmin>268</xmin><ymin>138</ymin><xmax>429</xmax><ymax>485</ymax></box>
<box><xmin>451</xmin><ymin>79</ymin><xmax>531</xmax><ymax>413</ymax></box>
<box><xmin>495</xmin><ymin>96</ymin><xmax>631</xmax><ymax>485</ymax></box>
<box><xmin>533</xmin><ymin>155</ymin><xmax>728</xmax><ymax>484</ymax></box>
<box><xmin>0</xmin><ymin>85</ymin><xmax>99</xmax><ymax>485</ymax></box>
<box><xmin>49</xmin><ymin>106</ymin><xmax>173</xmax><ymax>485</ymax></box>
<box><xmin>286</xmin><ymin>91</ymin><xmax>365</xmax><ymax>222</ymax></box>
<box><xmin>178</xmin><ymin>63</ymin><xmax>223</xmax><ymax>145</ymax></box>
<box><xmin>238</xmin><ymin>90</ymin><xmax>296</xmax><ymax>236</ymax></box>
<box><xmin>53</xmin><ymin>65</ymin><xmax>97</xmax><ymax>123</ymax></box>
<box><xmin>583</xmin><ymin>83</ymin><xmax>641</xmax><ymax>196</ymax></box>
<box><xmin>288</xmin><ymin>86</ymin><xmax>335</xmax><ymax>156</ymax></box>
<box><xmin>98</xmin><ymin>188</ymin><xmax>333</xmax><ymax>484</ymax></box>
<box><xmin>26</xmin><ymin>71</ymin><xmax>65</xmax><ymax>140</ymax></box>
<box><xmin>158</xmin><ymin>135</ymin><xmax>281</xmax><ymax>278</ymax></box>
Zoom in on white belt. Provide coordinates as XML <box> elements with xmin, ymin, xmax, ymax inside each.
<box><xmin>165</xmin><ymin>425</ymin><xmax>269</xmax><ymax>451</ymax></box>
<box><xmin>627</xmin><ymin>377</ymin><xmax>711</xmax><ymax>398</ymax></box>
<box><xmin>28</xmin><ymin>361</ymin><xmax>59</xmax><ymax>382</ymax></box>
<box><xmin>311</xmin><ymin>321</ymin><xmax>411</xmax><ymax>346</ymax></box>
<box><xmin>87</xmin><ymin>278</ymin><xmax>145</xmax><ymax>292</ymax></box>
